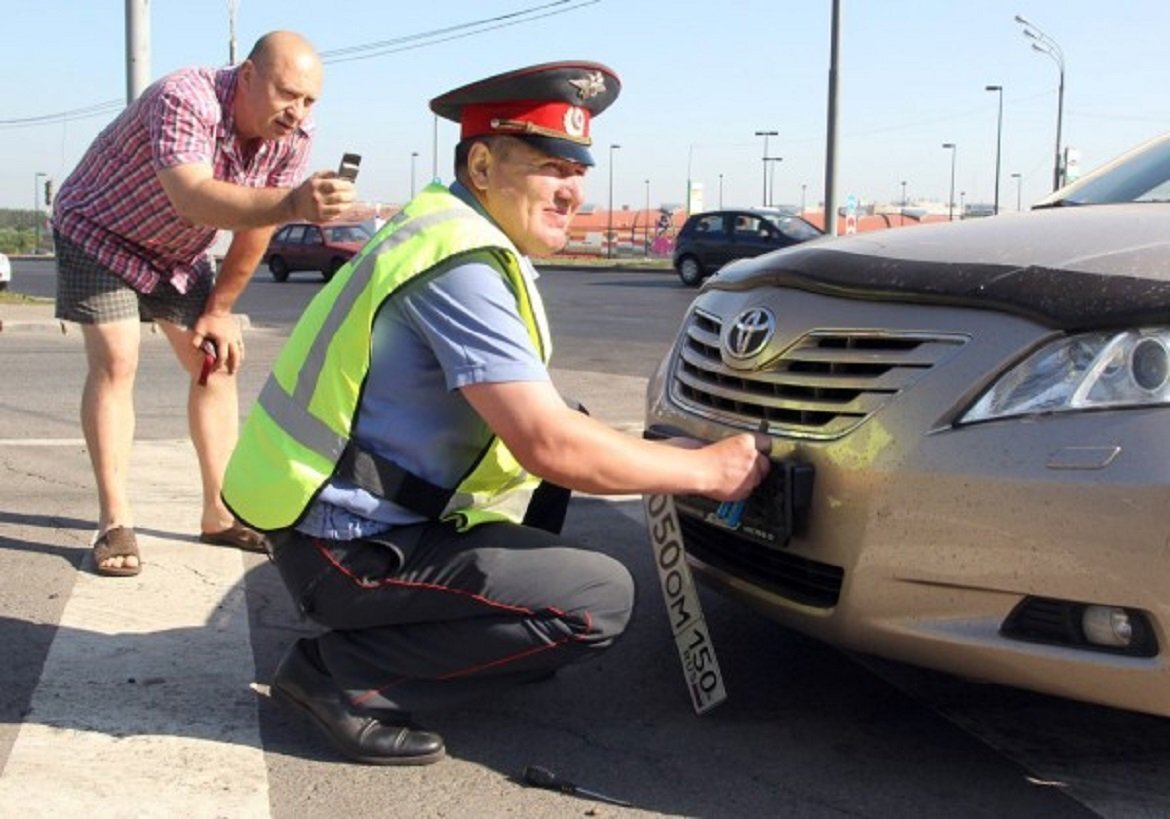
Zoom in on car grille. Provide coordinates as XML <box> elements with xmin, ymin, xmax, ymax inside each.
<box><xmin>680</xmin><ymin>514</ymin><xmax>843</xmax><ymax>608</ymax></box>
<box><xmin>670</xmin><ymin>309</ymin><xmax>966</xmax><ymax>439</ymax></box>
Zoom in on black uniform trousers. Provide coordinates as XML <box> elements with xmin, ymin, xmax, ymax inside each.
<box><xmin>267</xmin><ymin>514</ymin><xmax>636</xmax><ymax>715</ymax></box>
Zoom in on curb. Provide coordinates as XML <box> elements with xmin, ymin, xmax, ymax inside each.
<box><xmin>0</xmin><ymin>314</ymin><xmax>253</xmax><ymax>335</ymax></box>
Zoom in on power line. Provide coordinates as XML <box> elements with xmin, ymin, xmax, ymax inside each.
<box><xmin>320</xmin><ymin>0</ymin><xmax>594</xmax><ymax>62</ymax></box>
<box><xmin>323</xmin><ymin>2</ymin><xmax>599</xmax><ymax>65</ymax></box>
<box><xmin>0</xmin><ymin>100</ymin><xmax>123</xmax><ymax>129</ymax></box>
<box><xmin>0</xmin><ymin>0</ymin><xmax>599</xmax><ymax>129</ymax></box>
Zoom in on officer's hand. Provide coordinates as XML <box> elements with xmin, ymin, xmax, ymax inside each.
<box><xmin>697</xmin><ymin>432</ymin><xmax>771</xmax><ymax>502</ymax></box>
<box><xmin>290</xmin><ymin>171</ymin><xmax>358</xmax><ymax>223</ymax></box>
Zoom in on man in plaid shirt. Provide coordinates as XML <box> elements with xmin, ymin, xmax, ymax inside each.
<box><xmin>52</xmin><ymin>30</ymin><xmax>356</xmax><ymax>577</ymax></box>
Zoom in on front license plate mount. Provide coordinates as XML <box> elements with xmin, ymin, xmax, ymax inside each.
<box><xmin>675</xmin><ymin>460</ymin><xmax>814</xmax><ymax>548</ymax></box>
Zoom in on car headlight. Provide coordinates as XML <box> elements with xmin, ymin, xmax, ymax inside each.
<box><xmin>961</xmin><ymin>328</ymin><xmax>1170</xmax><ymax>423</ymax></box>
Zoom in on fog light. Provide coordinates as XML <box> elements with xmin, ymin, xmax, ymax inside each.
<box><xmin>1081</xmin><ymin>605</ymin><xmax>1133</xmax><ymax>648</ymax></box>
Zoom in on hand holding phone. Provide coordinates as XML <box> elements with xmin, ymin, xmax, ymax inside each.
<box><xmin>338</xmin><ymin>153</ymin><xmax>361</xmax><ymax>181</ymax></box>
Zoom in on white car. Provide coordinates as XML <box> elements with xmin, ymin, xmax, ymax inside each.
<box><xmin>0</xmin><ymin>252</ymin><xmax>11</xmax><ymax>291</ymax></box>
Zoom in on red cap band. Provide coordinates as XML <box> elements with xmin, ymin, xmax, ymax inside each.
<box><xmin>460</xmin><ymin>99</ymin><xmax>591</xmax><ymax>144</ymax></box>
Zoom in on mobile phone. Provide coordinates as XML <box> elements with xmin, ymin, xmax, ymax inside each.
<box><xmin>198</xmin><ymin>338</ymin><xmax>217</xmax><ymax>387</ymax></box>
<box><xmin>338</xmin><ymin>152</ymin><xmax>362</xmax><ymax>181</ymax></box>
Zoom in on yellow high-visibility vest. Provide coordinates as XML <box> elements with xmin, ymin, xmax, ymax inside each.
<box><xmin>222</xmin><ymin>183</ymin><xmax>551</xmax><ymax>532</ymax></box>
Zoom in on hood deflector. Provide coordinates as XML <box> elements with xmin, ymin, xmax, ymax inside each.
<box><xmin>708</xmin><ymin>246</ymin><xmax>1170</xmax><ymax>331</ymax></box>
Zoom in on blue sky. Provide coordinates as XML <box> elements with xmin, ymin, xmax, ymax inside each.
<box><xmin>3</xmin><ymin>1</ymin><xmax>1168</xmax><ymax>215</ymax></box>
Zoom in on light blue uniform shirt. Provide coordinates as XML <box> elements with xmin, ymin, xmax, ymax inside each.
<box><xmin>296</xmin><ymin>182</ymin><xmax>550</xmax><ymax>539</ymax></box>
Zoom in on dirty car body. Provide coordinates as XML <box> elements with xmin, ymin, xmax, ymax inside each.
<box><xmin>645</xmin><ymin>133</ymin><xmax>1170</xmax><ymax>717</ymax></box>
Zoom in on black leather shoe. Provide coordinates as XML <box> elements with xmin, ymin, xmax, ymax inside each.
<box><xmin>272</xmin><ymin>639</ymin><xmax>445</xmax><ymax>765</ymax></box>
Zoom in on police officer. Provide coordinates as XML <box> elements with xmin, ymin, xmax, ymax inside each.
<box><xmin>223</xmin><ymin>61</ymin><xmax>769</xmax><ymax>765</ymax></box>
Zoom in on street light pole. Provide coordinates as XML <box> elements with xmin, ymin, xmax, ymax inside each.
<box><xmin>1011</xmin><ymin>172</ymin><xmax>1022</xmax><ymax>210</ymax></box>
<box><xmin>718</xmin><ymin>173</ymin><xmax>723</xmax><ymax>209</ymax></box>
<box><xmin>410</xmin><ymin>151</ymin><xmax>419</xmax><ymax>199</ymax></box>
<box><xmin>960</xmin><ymin>190</ymin><xmax>966</xmax><ymax>219</ymax></box>
<box><xmin>754</xmin><ymin>130</ymin><xmax>778</xmax><ymax>208</ymax></box>
<box><xmin>942</xmin><ymin>143</ymin><xmax>957</xmax><ymax>221</ymax></box>
<box><xmin>900</xmin><ymin>180</ymin><xmax>907</xmax><ymax>207</ymax></box>
<box><xmin>643</xmin><ymin>178</ymin><xmax>650</xmax><ymax>257</ymax></box>
<box><xmin>1016</xmin><ymin>15</ymin><xmax>1065</xmax><ymax>191</ymax></box>
<box><xmin>607</xmin><ymin>143</ymin><xmax>621</xmax><ymax>259</ymax></box>
<box><xmin>986</xmin><ymin>84</ymin><xmax>1003</xmax><ymax>214</ymax></box>
<box><xmin>765</xmin><ymin>157</ymin><xmax>783</xmax><ymax>208</ymax></box>
<box><xmin>33</xmin><ymin>171</ymin><xmax>47</xmax><ymax>253</ymax></box>
<box><xmin>801</xmin><ymin>183</ymin><xmax>807</xmax><ymax>213</ymax></box>
<box><xmin>686</xmin><ymin>143</ymin><xmax>694</xmax><ymax>215</ymax></box>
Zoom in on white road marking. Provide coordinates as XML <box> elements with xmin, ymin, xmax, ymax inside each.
<box><xmin>0</xmin><ymin>441</ymin><xmax>270</xmax><ymax>816</ymax></box>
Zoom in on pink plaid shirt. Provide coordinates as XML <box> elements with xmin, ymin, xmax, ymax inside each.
<box><xmin>53</xmin><ymin>66</ymin><xmax>313</xmax><ymax>294</ymax></box>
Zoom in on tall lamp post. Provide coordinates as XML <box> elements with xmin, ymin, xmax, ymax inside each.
<box><xmin>1015</xmin><ymin>15</ymin><xmax>1065</xmax><ymax>191</ymax></box>
<box><xmin>941</xmin><ymin>143</ymin><xmax>957</xmax><ymax>221</ymax></box>
<box><xmin>33</xmin><ymin>171</ymin><xmax>47</xmax><ymax>253</ymax></box>
<box><xmin>718</xmin><ymin>173</ymin><xmax>723</xmax><ymax>209</ymax></box>
<box><xmin>1011</xmin><ymin>172</ymin><xmax>1022</xmax><ymax>210</ymax></box>
<box><xmin>643</xmin><ymin>178</ymin><xmax>651</xmax><ymax>256</ymax></box>
<box><xmin>607</xmin><ymin>143</ymin><xmax>621</xmax><ymax>259</ymax></box>
<box><xmin>754</xmin><ymin>130</ymin><xmax>778</xmax><ymax>207</ymax></box>
<box><xmin>410</xmin><ymin>151</ymin><xmax>419</xmax><ymax>199</ymax></box>
<box><xmin>986</xmin><ymin>84</ymin><xmax>1004</xmax><ymax>214</ymax></box>
<box><xmin>765</xmin><ymin>157</ymin><xmax>783</xmax><ymax>207</ymax></box>
<box><xmin>900</xmin><ymin>180</ymin><xmax>907</xmax><ymax>207</ymax></box>
<box><xmin>801</xmin><ymin>183</ymin><xmax>807</xmax><ymax>213</ymax></box>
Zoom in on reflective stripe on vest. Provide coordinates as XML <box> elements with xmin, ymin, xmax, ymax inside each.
<box><xmin>222</xmin><ymin>184</ymin><xmax>551</xmax><ymax>532</ymax></box>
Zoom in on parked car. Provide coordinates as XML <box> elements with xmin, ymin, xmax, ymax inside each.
<box><xmin>265</xmin><ymin>221</ymin><xmax>371</xmax><ymax>282</ymax></box>
<box><xmin>672</xmin><ymin>208</ymin><xmax>822</xmax><ymax>287</ymax></box>
<box><xmin>644</xmin><ymin>131</ymin><xmax>1170</xmax><ymax>718</ymax></box>
<box><xmin>0</xmin><ymin>251</ymin><xmax>10</xmax><ymax>290</ymax></box>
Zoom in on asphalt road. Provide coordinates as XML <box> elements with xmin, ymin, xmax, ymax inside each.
<box><xmin>1</xmin><ymin>257</ymin><xmax>1167</xmax><ymax>817</ymax></box>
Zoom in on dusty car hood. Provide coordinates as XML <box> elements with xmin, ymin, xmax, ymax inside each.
<box><xmin>710</xmin><ymin>204</ymin><xmax>1170</xmax><ymax>329</ymax></box>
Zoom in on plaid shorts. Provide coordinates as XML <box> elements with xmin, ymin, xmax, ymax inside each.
<box><xmin>53</xmin><ymin>231</ymin><xmax>210</xmax><ymax>328</ymax></box>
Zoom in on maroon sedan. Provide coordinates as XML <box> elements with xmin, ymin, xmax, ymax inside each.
<box><xmin>265</xmin><ymin>221</ymin><xmax>371</xmax><ymax>282</ymax></box>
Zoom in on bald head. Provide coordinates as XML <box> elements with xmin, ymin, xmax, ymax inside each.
<box><xmin>235</xmin><ymin>31</ymin><xmax>323</xmax><ymax>142</ymax></box>
<box><xmin>246</xmin><ymin>31</ymin><xmax>319</xmax><ymax>73</ymax></box>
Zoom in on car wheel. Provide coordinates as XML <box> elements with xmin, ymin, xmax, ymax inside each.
<box><xmin>323</xmin><ymin>257</ymin><xmax>346</xmax><ymax>282</ymax></box>
<box><xmin>677</xmin><ymin>256</ymin><xmax>704</xmax><ymax>287</ymax></box>
<box><xmin>269</xmin><ymin>256</ymin><xmax>290</xmax><ymax>282</ymax></box>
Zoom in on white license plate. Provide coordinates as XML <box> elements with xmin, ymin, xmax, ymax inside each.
<box><xmin>644</xmin><ymin>493</ymin><xmax>727</xmax><ymax>714</ymax></box>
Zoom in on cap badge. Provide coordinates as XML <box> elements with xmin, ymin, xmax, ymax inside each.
<box><xmin>563</xmin><ymin>106</ymin><xmax>587</xmax><ymax>138</ymax></box>
<box><xmin>569</xmin><ymin>71</ymin><xmax>606</xmax><ymax>101</ymax></box>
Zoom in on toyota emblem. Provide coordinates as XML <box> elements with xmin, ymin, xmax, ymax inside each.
<box><xmin>724</xmin><ymin>307</ymin><xmax>776</xmax><ymax>360</ymax></box>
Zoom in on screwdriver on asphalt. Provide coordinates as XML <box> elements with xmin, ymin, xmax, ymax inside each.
<box><xmin>523</xmin><ymin>764</ymin><xmax>633</xmax><ymax>808</ymax></box>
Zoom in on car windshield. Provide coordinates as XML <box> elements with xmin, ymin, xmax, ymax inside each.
<box><xmin>325</xmin><ymin>224</ymin><xmax>371</xmax><ymax>243</ymax></box>
<box><xmin>1036</xmin><ymin>133</ymin><xmax>1170</xmax><ymax>207</ymax></box>
<box><xmin>767</xmin><ymin>215</ymin><xmax>823</xmax><ymax>241</ymax></box>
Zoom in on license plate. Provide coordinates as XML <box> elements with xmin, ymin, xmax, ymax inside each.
<box><xmin>674</xmin><ymin>460</ymin><xmax>813</xmax><ymax>548</ymax></box>
<box><xmin>644</xmin><ymin>493</ymin><xmax>727</xmax><ymax>714</ymax></box>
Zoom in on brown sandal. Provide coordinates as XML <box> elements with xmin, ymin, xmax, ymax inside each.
<box><xmin>199</xmin><ymin>521</ymin><xmax>267</xmax><ymax>553</ymax></box>
<box><xmin>93</xmin><ymin>527</ymin><xmax>141</xmax><ymax>577</ymax></box>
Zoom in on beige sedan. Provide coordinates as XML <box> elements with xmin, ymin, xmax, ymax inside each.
<box><xmin>645</xmin><ymin>134</ymin><xmax>1170</xmax><ymax>718</ymax></box>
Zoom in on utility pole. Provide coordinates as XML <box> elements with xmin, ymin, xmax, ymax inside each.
<box><xmin>823</xmin><ymin>0</ymin><xmax>841</xmax><ymax>236</ymax></box>
<box><xmin>227</xmin><ymin>0</ymin><xmax>239</xmax><ymax>65</ymax></box>
<box><xmin>125</xmin><ymin>0</ymin><xmax>151</xmax><ymax>103</ymax></box>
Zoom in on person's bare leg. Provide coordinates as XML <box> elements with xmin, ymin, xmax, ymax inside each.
<box><xmin>80</xmin><ymin>319</ymin><xmax>141</xmax><ymax>572</ymax></box>
<box><xmin>158</xmin><ymin>321</ymin><xmax>239</xmax><ymax>534</ymax></box>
